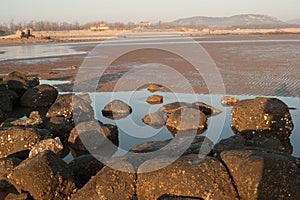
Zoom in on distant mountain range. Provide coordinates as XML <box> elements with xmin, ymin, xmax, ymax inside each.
<box><xmin>170</xmin><ymin>14</ymin><xmax>293</xmax><ymax>29</ymax></box>
<box><xmin>287</xmin><ymin>19</ymin><xmax>300</xmax><ymax>24</ymax></box>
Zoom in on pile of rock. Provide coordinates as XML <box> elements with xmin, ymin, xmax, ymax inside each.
<box><xmin>70</xmin><ymin>96</ymin><xmax>300</xmax><ymax>200</ymax></box>
<box><xmin>0</xmin><ymin>71</ymin><xmax>299</xmax><ymax>200</ymax></box>
<box><xmin>0</xmin><ymin>71</ymin><xmax>119</xmax><ymax>199</ymax></box>
<box><xmin>143</xmin><ymin>101</ymin><xmax>221</xmax><ymax>134</ymax></box>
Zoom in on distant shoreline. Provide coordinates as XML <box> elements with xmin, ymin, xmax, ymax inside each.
<box><xmin>1</xmin><ymin>28</ymin><xmax>300</xmax><ymax>45</ymax></box>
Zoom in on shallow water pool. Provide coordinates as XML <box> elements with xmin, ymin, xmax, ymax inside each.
<box><xmin>84</xmin><ymin>90</ymin><xmax>300</xmax><ymax>157</ymax></box>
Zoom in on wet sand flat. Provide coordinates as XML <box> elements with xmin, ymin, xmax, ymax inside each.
<box><xmin>0</xmin><ymin>34</ymin><xmax>300</xmax><ymax>97</ymax></box>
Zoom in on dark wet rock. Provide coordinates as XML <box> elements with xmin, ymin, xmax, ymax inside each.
<box><xmin>6</xmin><ymin>105</ymin><xmax>49</xmax><ymax>121</ymax></box>
<box><xmin>158</xmin><ymin>195</ymin><xmax>204</xmax><ymax>200</ymax></box>
<box><xmin>221</xmin><ymin>149</ymin><xmax>300</xmax><ymax>200</ymax></box>
<box><xmin>67</xmin><ymin>94</ymin><xmax>95</xmax><ymax>124</ymax></box>
<box><xmin>245</xmin><ymin>136</ymin><xmax>293</xmax><ymax>154</ymax></box>
<box><xmin>0</xmin><ymin>127</ymin><xmax>49</xmax><ymax>158</ymax></box>
<box><xmin>0</xmin><ymin>186</ymin><xmax>19</xmax><ymax>200</ymax></box>
<box><xmin>147</xmin><ymin>95</ymin><xmax>163</xmax><ymax>104</ymax></box>
<box><xmin>130</xmin><ymin>135</ymin><xmax>213</xmax><ymax>157</ymax></box>
<box><xmin>0</xmin><ymin>87</ymin><xmax>19</xmax><ymax>104</ymax></box>
<box><xmin>68</xmin><ymin>155</ymin><xmax>104</xmax><ymax>188</ymax></box>
<box><xmin>102</xmin><ymin>100</ymin><xmax>132</xmax><ymax>119</ymax></box>
<box><xmin>8</xmin><ymin>151</ymin><xmax>77</xmax><ymax>200</ymax></box>
<box><xmin>0</xmin><ymin>92</ymin><xmax>13</xmax><ymax>112</ymax></box>
<box><xmin>213</xmin><ymin>135</ymin><xmax>293</xmax><ymax>158</ymax></box>
<box><xmin>142</xmin><ymin>111</ymin><xmax>167</xmax><ymax>129</ymax></box>
<box><xmin>46</xmin><ymin>94</ymin><xmax>74</xmax><ymax>118</ymax></box>
<box><xmin>46</xmin><ymin>94</ymin><xmax>94</xmax><ymax>124</ymax></box>
<box><xmin>6</xmin><ymin>150</ymin><xmax>30</xmax><ymax>160</ymax></box>
<box><xmin>166</xmin><ymin>108</ymin><xmax>207</xmax><ymax>134</ymax></box>
<box><xmin>68</xmin><ymin>120</ymin><xmax>118</xmax><ymax>157</ymax></box>
<box><xmin>137</xmin><ymin>154</ymin><xmax>239</xmax><ymax>200</ymax></box>
<box><xmin>0</xmin><ymin>109</ymin><xmax>7</xmax><ymax>125</ymax></box>
<box><xmin>143</xmin><ymin>101</ymin><xmax>219</xmax><ymax>129</ymax></box>
<box><xmin>0</xmin><ymin>157</ymin><xmax>22</xmax><ymax>188</ymax></box>
<box><xmin>3</xmin><ymin>71</ymin><xmax>39</xmax><ymax>96</ymax></box>
<box><xmin>213</xmin><ymin>135</ymin><xmax>247</xmax><ymax>157</ymax></box>
<box><xmin>147</xmin><ymin>83</ymin><xmax>161</xmax><ymax>92</ymax></box>
<box><xmin>29</xmin><ymin>137</ymin><xmax>63</xmax><ymax>158</ymax></box>
<box><xmin>71</xmin><ymin>158</ymin><xmax>136</xmax><ymax>200</ymax></box>
<box><xmin>221</xmin><ymin>96</ymin><xmax>239</xmax><ymax>106</ymax></box>
<box><xmin>158</xmin><ymin>102</ymin><xmax>192</xmax><ymax>117</ymax></box>
<box><xmin>46</xmin><ymin>116</ymin><xmax>74</xmax><ymax>142</ymax></box>
<box><xmin>127</xmin><ymin>136</ymin><xmax>213</xmax><ymax>169</ymax></box>
<box><xmin>10</xmin><ymin>111</ymin><xmax>43</xmax><ymax>127</ymax></box>
<box><xmin>20</xmin><ymin>84</ymin><xmax>58</xmax><ymax>108</ymax></box>
<box><xmin>231</xmin><ymin>97</ymin><xmax>293</xmax><ymax>140</ymax></box>
<box><xmin>192</xmin><ymin>102</ymin><xmax>222</xmax><ymax>116</ymax></box>
<box><xmin>4</xmin><ymin>192</ymin><xmax>31</xmax><ymax>200</ymax></box>
<box><xmin>77</xmin><ymin>93</ymin><xmax>92</xmax><ymax>104</ymax></box>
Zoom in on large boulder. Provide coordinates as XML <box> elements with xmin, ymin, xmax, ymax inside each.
<box><xmin>221</xmin><ymin>149</ymin><xmax>300</xmax><ymax>200</ymax></box>
<box><xmin>143</xmin><ymin>101</ymin><xmax>220</xmax><ymax>129</ymax></box>
<box><xmin>213</xmin><ymin>135</ymin><xmax>293</xmax><ymax>157</ymax></box>
<box><xmin>213</xmin><ymin>135</ymin><xmax>246</xmax><ymax>157</ymax></box>
<box><xmin>142</xmin><ymin>111</ymin><xmax>167</xmax><ymax>129</ymax></box>
<box><xmin>68</xmin><ymin>155</ymin><xmax>104</xmax><ymax>188</ymax></box>
<box><xmin>130</xmin><ymin>135</ymin><xmax>213</xmax><ymax>157</ymax></box>
<box><xmin>71</xmin><ymin>158</ymin><xmax>136</xmax><ymax>200</ymax></box>
<box><xmin>0</xmin><ymin>109</ymin><xmax>7</xmax><ymax>125</ymax></box>
<box><xmin>128</xmin><ymin>136</ymin><xmax>213</xmax><ymax>169</ymax></box>
<box><xmin>20</xmin><ymin>84</ymin><xmax>58</xmax><ymax>108</ymax></box>
<box><xmin>158</xmin><ymin>102</ymin><xmax>192</xmax><ymax>117</ymax></box>
<box><xmin>102</xmin><ymin>100</ymin><xmax>132</xmax><ymax>119</ymax></box>
<box><xmin>46</xmin><ymin>116</ymin><xmax>74</xmax><ymax>142</ymax></box>
<box><xmin>8</xmin><ymin>151</ymin><xmax>77</xmax><ymax>200</ymax></box>
<box><xmin>137</xmin><ymin>154</ymin><xmax>239</xmax><ymax>200</ymax></box>
<box><xmin>166</xmin><ymin>107</ymin><xmax>207</xmax><ymax>135</ymax></box>
<box><xmin>46</xmin><ymin>94</ymin><xmax>94</xmax><ymax>124</ymax></box>
<box><xmin>0</xmin><ymin>127</ymin><xmax>49</xmax><ymax>158</ymax></box>
<box><xmin>2</xmin><ymin>71</ymin><xmax>39</xmax><ymax>96</ymax></box>
<box><xmin>231</xmin><ymin>97</ymin><xmax>293</xmax><ymax>140</ymax></box>
<box><xmin>245</xmin><ymin>136</ymin><xmax>293</xmax><ymax>154</ymax></box>
<box><xmin>0</xmin><ymin>157</ymin><xmax>22</xmax><ymax>188</ymax></box>
<box><xmin>0</xmin><ymin>86</ymin><xmax>19</xmax><ymax>104</ymax></box>
<box><xmin>68</xmin><ymin>120</ymin><xmax>118</xmax><ymax>157</ymax></box>
<box><xmin>0</xmin><ymin>92</ymin><xmax>13</xmax><ymax>112</ymax></box>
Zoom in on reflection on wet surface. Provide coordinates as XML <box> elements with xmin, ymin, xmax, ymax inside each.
<box><xmin>39</xmin><ymin>80</ymin><xmax>71</xmax><ymax>85</ymax></box>
<box><xmin>1</xmin><ymin>35</ymin><xmax>300</xmax><ymax>98</ymax></box>
<box><xmin>84</xmin><ymin>90</ymin><xmax>300</xmax><ymax>157</ymax></box>
<box><xmin>0</xmin><ymin>43</ymin><xmax>87</xmax><ymax>61</ymax></box>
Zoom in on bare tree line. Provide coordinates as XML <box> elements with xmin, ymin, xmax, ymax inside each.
<box><xmin>0</xmin><ymin>20</ymin><xmax>171</xmax><ymax>33</ymax></box>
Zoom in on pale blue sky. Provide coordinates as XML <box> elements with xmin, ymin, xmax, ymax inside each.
<box><xmin>0</xmin><ymin>0</ymin><xmax>299</xmax><ymax>24</ymax></box>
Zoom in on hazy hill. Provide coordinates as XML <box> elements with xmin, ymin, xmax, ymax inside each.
<box><xmin>170</xmin><ymin>14</ymin><xmax>287</xmax><ymax>29</ymax></box>
<box><xmin>287</xmin><ymin>19</ymin><xmax>300</xmax><ymax>24</ymax></box>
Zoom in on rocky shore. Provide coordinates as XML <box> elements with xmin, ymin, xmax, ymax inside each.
<box><xmin>0</xmin><ymin>71</ymin><xmax>299</xmax><ymax>199</ymax></box>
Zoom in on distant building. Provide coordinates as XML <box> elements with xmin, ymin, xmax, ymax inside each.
<box><xmin>90</xmin><ymin>23</ymin><xmax>109</xmax><ymax>31</ymax></box>
<box><xmin>16</xmin><ymin>28</ymin><xmax>34</xmax><ymax>38</ymax></box>
<box><xmin>139</xmin><ymin>21</ymin><xmax>151</xmax><ymax>27</ymax></box>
